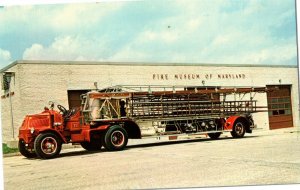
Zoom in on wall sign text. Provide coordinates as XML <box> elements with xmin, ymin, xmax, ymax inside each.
<box><xmin>152</xmin><ymin>73</ymin><xmax>246</xmax><ymax>80</ymax></box>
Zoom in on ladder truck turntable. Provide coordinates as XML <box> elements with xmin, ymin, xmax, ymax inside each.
<box><xmin>18</xmin><ymin>85</ymin><xmax>269</xmax><ymax>159</ymax></box>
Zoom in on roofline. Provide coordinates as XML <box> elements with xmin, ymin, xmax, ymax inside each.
<box><xmin>0</xmin><ymin>59</ymin><xmax>298</xmax><ymax>72</ymax></box>
<box><xmin>0</xmin><ymin>60</ymin><xmax>18</xmax><ymax>73</ymax></box>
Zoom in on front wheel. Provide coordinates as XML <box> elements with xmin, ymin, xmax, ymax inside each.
<box><xmin>34</xmin><ymin>133</ymin><xmax>62</xmax><ymax>159</ymax></box>
<box><xmin>103</xmin><ymin>125</ymin><xmax>128</xmax><ymax>151</ymax></box>
<box><xmin>231</xmin><ymin>121</ymin><xmax>246</xmax><ymax>138</ymax></box>
<box><xmin>18</xmin><ymin>140</ymin><xmax>36</xmax><ymax>158</ymax></box>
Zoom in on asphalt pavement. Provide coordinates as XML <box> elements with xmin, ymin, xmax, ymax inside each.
<box><xmin>2</xmin><ymin>128</ymin><xmax>300</xmax><ymax>190</ymax></box>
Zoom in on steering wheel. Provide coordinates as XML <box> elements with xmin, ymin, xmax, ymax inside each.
<box><xmin>57</xmin><ymin>104</ymin><xmax>68</xmax><ymax>115</ymax></box>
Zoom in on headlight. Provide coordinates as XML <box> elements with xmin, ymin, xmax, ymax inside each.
<box><xmin>54</xmin><ymin>122</ymin><xmax>62</xmax><ymax>126</ymax></box>
<box><xmin>30</xmin><ymin>127</ymin><xmax>35</xmax><ymax>134</ymax></box>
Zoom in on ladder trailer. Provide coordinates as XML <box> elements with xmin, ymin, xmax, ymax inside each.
<box><xmin>18</xmin><ymin>85</ymin><xmax>269</xmax><ymax>159</ymax></box>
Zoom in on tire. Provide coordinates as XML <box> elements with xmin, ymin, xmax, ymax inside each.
<box><xmin>34</xmin><ymin>133</ymin><xmax>62</xmax><ymax>159</ymax></box>
<box><xmin>208</xmin><ymin>132</ymin><xmax>222</xmax><ymax>139</ymax></box>
<box><xmin>231</xmin><ymin>120</ymin><xmax>246</xmax><ymax>138</ymax></box>
<box><xmin>103</xmin><ymin>125</ymin><xmax>128</xmax><ymax>151</ymax></box>
<box><xmin>81</xmin><ymin>138</ymin><xmax>102</xmax><ymax>151</ymax></box>
<box><xmin>18</xmin><ymin>140</ymin><xmax>36</xmax><ymax>158</ymax></box>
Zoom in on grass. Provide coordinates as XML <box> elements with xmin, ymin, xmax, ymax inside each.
<box><xmin>2</xmin><ymin>143</ymin><xmax>19</xmax><ymax>154</ymax></box>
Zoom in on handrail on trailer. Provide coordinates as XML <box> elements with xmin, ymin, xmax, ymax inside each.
<box><xmin>96</xmin><ymin>85</ymin><xmax>271</xmax><ymax>94</ymax></box>
<box><xmin>88</xmin><ymin>85</ymin><xmax>269</xmax><ymax>98</ymax></box>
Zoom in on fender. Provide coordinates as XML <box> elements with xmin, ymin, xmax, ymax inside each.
<box><xmin>224</xmin><ymin>116</ymin><xmax>243</xmax><ymax>130</ymax></box>
<box><xmin>123</xmin><ymin>120</ymin><xmax>142</xmax><ymax>139</ymax></box>
<box><xmin>38</xmin><ymin>128</ymin><xmax>67</xmax><ymax>143</ymax></box>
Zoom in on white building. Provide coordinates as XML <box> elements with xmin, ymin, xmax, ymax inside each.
<box><xmin>0</xmin><ymin>60</ymin><xmax>299</xmax><ymax>142</ymax></box>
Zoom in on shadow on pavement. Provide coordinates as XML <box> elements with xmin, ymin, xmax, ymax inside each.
<box><xmin>54</xmin><ymin>135</ymin><xmax>260</xmax><ymax>158</ymax></box>
<box><xmin>59</xmin><ymin>150</ymin><xmax>102</xmax><ymax>158</ymax></box>
<box><xmin>127</xmin><ymin>135</ymin><xmax>260</xmax><ymax>149</ymax></box>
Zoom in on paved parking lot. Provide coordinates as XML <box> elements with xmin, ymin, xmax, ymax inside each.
<box><xmin>3</xmin><ymin>129</ymin><xmax>300</xmax><ymax>190</ymax></box>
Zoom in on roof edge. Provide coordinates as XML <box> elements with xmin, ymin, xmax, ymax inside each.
<box><xmin>0</xmin><ymin>60</ymin><xmax>19</xmax><ymax>73</ymax></box>
<box><xmin>0</xmin><ymin>60</ymin><xmax>298</xmax><ymax>72</ymax></box>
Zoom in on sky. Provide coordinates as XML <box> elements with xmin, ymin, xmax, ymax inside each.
<box><xmin>0</xmin><ymin>0</ymin><xmax>298</xmax><ymax>69</ymax></box>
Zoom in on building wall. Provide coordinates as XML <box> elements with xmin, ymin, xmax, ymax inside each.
<box><xmin>1</xmin><ymin>61</ymin><xmax>299</xmax><ymax>142</ymax></box>
<box><xmin>1</xmin><ymin>65</ymin><xmax>22</xmax><ymax>141</ymax></box>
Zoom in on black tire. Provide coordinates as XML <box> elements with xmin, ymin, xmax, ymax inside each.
<box><xmin>80</xmin><ymin>138</ymin><xmax>102</xmax><ymax>151</ymax></box>
<box><xmin>18</xmin><ymin>140</ymin><xmax>37</xmax><ymax>158</ymax></box>
<box><xmin>34</xmin><ymin>133</ymin><xmax>62</xmax><ymax>159</ymax></box>
<box><xmin>231</xmin><ymin>120</ymin><xmax>246</xmax><ymax>138</ymax></box>
<box><xmin>103</xmin><ymin>125</ymin><xmax>128</xmax><ymax>151</ymax></box>
<box><xmin>208</xmin><ymin>132</ymin><xmax>222</xmax><ymax>139</ymax></box>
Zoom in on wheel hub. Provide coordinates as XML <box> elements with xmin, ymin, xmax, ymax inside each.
<box><xmin>41</xmin><ymin>137</ymin><xmax>57</xmax><ymax>154</ymax></box>
<box><xmin>45</xmin><ymin>142</ymin><xmax>54</xmax><ymax>149</ymax></box>
<box><xmin>236</xmin><ymin>123</ymin><xmax>244</xmax><ymax>135</ymax></box>
<box><xmin>111</xmin><ymin>131</ymin><xmax>124</xmax><ymax>147</ymax></box>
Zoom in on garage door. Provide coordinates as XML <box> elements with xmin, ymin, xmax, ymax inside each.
<box><xmin>267</xmin><ymin>85</ymin><xmax>293</xmax><ymax>130</ymax></box>
<box><xmin>68</xmin><ymin>90</ymin><xmax>89</xmax><ymax>109</ymax></box>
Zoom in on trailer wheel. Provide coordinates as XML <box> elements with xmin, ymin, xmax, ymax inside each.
<box><xmin>80</xmin><ymin>138</ymin><xmax>102</xmax><ymax>151</ymax></box>
<box><xmin>208</xmin><ymin>132</ymin><xmax>222</xmax><ymax>139</ymax></box>
<box><xmin>34</xmin><ymin>133</ymin><xmax>62</xmax><ymax>159</ymax></box>
<box><xmin>231</xmin><ymin>121</ymin><xmax>246</xmax><ymax>138</ymax></box>
<box><xmin>103</xmin><ymin>125</ymin><xmax>128</xmax><ymax>151</ymax></box>
<box><xmin>18</xmin><ymin>140</ymin><xmax>36</xmax><ymax>158</ymax></box>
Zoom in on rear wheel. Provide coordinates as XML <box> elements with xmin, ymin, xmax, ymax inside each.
<box><xmin>231</xmin><ymin>121</ymin><xmax>246</xmax><ymax>138</ymax></box>
<box><xmin>103</xmin><ymin>125</ymin><xmax>128</xmax><ymax>151</ymax></box>
<box><xmin>208</xmin><ymin>132</ymin><xmax>222</xmax><ymax>139</ymax></box>
<box><xmin>34</xmin><ymin>133</ymin><xmax>62</xmax><ymax>159</ymax></box>
<box><xmin>18</xmin><ymin>140</ymin><xmax>36</xmax><ymax>158</ymax></box>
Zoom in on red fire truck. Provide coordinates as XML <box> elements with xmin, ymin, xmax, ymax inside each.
<box><xmin>18</xmin><ymin>85</ymin><xmax>268</xmax><ymax>159</ymax></box>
